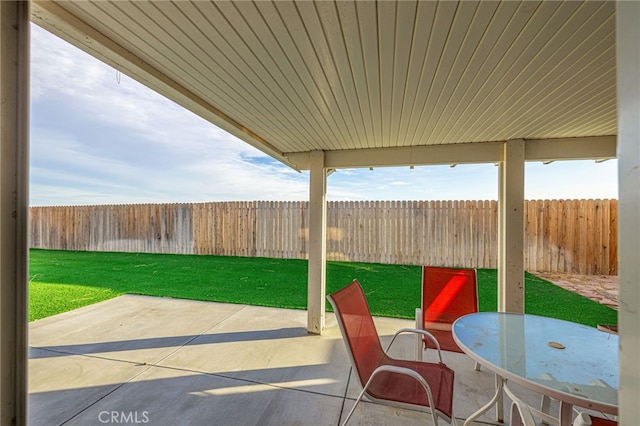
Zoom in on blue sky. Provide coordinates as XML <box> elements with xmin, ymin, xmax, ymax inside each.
<box><xmin>30</xmin><ymin>25</ymin><xmax>618</xmax><ymax>207</ymax></box>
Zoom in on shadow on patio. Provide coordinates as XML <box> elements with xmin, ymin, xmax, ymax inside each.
<box><xmin>29</xmin><ymin>295</ymin><xmax>546</xmax><ymax>425</ymax></box>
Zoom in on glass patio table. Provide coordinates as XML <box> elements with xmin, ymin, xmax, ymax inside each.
<box><xmin>452</xmin><ymin>312</ymin><xmax>618</xmax><ymax>426</ymax></box>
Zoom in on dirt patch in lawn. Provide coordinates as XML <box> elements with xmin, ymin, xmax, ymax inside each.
<box><xmin>531</xmin><ymin>272</ymin><xmax>618</xmax><ymax>310</ymax></box>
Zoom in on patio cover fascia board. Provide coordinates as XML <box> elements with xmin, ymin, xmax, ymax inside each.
<box><xmin>285</xmin><ymin>136</ymin><xmax>617</xmax><ymax>170</ymax></box>
<box><xmin>30</xmin><ymin>0</ymin><xmax>296</xmax><ymax>170</ymax></box>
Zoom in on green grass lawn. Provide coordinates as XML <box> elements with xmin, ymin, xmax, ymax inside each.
<box><xmin>29</xmin><ymin>282</ymin><xmax>121</xmax><ymax>321</ymax></box>
<box><xmin>28</xmin><ymin>249</ymin><xmax>617</xmax><ymax>327</ymax></box>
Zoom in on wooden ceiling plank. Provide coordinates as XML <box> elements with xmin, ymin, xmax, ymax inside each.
<box><xmin>498</xmin><ymin>37</ymin><xmax>615</xmax><ymax>134</ymax></box>
<box><xmin>271</xmin><ymin>1</ymin><xmax>358</xmax><ymax>150</ymax></box>
<box><xmin>174</xmin><ymin>1</ymin><xmax>321</xmax><ymax>151</ymax></box>
<box><xmin>240</xmin><ymin>1</ymin><xmax>354</xmax><ymax>150</ymax></box>
<box><xmin>334</xmin><ymin>1</ymin><xmax>375</xmax><ymax>149</ymax></box>
<box><xmin>471</xmin><ymin>2</ymin><xmax>614</xmax><ymax>142</ymax></box>
<box><xmin>458</xmin><ymin>2</ymin><xmax>613</xmax><ymax>142</ymax></box>
<box><xmin>435</xmin><ymin>1</ymin><xmax>542</xmax><ymax>144</ymax></box>
<box><xmin>429</xmin><ymin>0</ymin><xmax>522</xmax><ymax>144</ymax></box>
<box><xmin>267</xmin><ymin>1</ymin><xmax>356</xmax><ymax>150</ymax></box>
<box><xmin>572</xmin><ymin>109</ymin><xmax>617</xmax><ymax>137</ymax></box>
<box><xmin>145</xmin><ymin>2</ymin><xmax>314</xmax><ymax>152</ymax></box>
<box><xmin>388</xmin><ymin>0</ymin><xmax>418</xmax><ymax>148</ymax></box>
<box><xmin>355</xmin><ymin>0</ymin><xmax>382</xmax><ymax>148</ymax></box>
<box><xmin>501</xmin><ymin>48</ymin><xmax>615</xmax><ymax>137</ymax></box>
<box><xmin>216</xmin><ymin>1</ymin><xmax>340</xmax><ymax>151</ymax></box>
<box><xmin>524</xmin><ymin>76</ymin><xmax>617</xmax><ymax>138</ymax></box>
<box><xmin>410</xmin><ymin>2</ymin><xmax>482</xmax><ymax>146</ymax></box>
<box><xmin>376</xmin><ymin>0</ymin><xmax>397</xmax><ymax>148</ymax></box>
<box><xmin>500</xmin><ymin>46</ymin><xmax>615</xmax><ymax>139</ymax></box>
<box><xmin>396</xmin><ymin>0</ymin><xmax>438</xmax><ymax>146</ymax></box>
<box><xmin>416</xmin><ymin>1</ymin><xmax>500</xmax><ymax>146</ymax></box>
<box><xmin>295</xmin><ymin>1</ymin><xmax>362</xmax><ymax>148</ymax></box>
<box><xmin>403</xmin><ymin>1</ymin><xmax>458</xmax><ymax>146</ymax></box>
<box><xmin>450</xmin><ymin>1</ymin><xmax>572</xmax><ymax>142</ymax></box>
<box><xmin>313</xmin><ymin>1</ymin><xmax>370</xmax><ymax>149</ymax></box>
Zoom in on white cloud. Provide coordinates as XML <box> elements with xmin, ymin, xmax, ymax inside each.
<box><xmin>30</xmin><ymin>24</ymin><xmax>306</xmax><ymax>206</ymax></box>
<box><xmin>32</xmin><ymin>25</ymin><xmax>257</xmax><ymax>155</ymax></box>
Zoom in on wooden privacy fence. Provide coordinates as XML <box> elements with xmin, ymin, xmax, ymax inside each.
<box><xmin>29</xmin><ymin>199</ymin><xmax>617</xmax><ymax>275</ymax></box>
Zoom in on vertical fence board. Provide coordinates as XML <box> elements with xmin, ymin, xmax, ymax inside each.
<box><xmin>593</xmin><ymin>200</ymin><xmax>603</xmax><ymax>274</ymax></box>
<box><xmin>608</xmin><ymin>200</ymin><xmax>617</xmax><ymax>275</ymax></box>
<box><xmin>600</xmin><ymin>200</ymin><xmax>609</xmax><ymax>275</ymax></box>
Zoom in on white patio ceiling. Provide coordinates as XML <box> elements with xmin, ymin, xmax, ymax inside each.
<box><xmin>31</xmin><ymin>0</ymin><xmax>617</xmax><ymax>170</ymax></box>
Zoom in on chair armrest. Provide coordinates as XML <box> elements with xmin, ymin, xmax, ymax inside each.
<box><xmin>385</xmin><ymin>328</ymin><xmax>443</xmax><ymax>363</ymax></box>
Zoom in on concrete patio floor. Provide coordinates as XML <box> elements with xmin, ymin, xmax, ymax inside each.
<box><xmin>29</xmin><ymin>295</ymin><xmax>549</xmax><ymax>425</ymax></box>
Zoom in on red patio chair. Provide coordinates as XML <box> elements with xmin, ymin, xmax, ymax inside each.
<box><xmin>328</xmin><ymin>280</ymin><xmax>457</xmax><ymax>425</ymax></box>
<box><xmin>415</xmin><ymin>266</ymin><xmax>478</xmax><ymax>363</ymax></box>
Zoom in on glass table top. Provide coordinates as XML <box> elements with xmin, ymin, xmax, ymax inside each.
<box><xmin>453</xmin><ymin>312</ymin><xmax>618</xmax><ymax>409</ymax></box>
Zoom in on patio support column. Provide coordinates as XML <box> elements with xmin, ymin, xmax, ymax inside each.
<box><xmin>497</xmin><ymin>139</ymin><xmax>525</xmax><ymax>313</ymax></box>
<box><xmin>617</xmin><ymin>1</ymin><xmax>640</xmax><ymax>423</ymax></box>
<box><xmin>0</xmin><ymin>1</ymin><xmax>30</xmax><ymax>425</ymax></box>
<box><xmin>307</xmin><ymin>150</ymin><xmax>327</xmax><ymax>334</ymax></box>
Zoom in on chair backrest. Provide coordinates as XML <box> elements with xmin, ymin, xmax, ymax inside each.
<box><xmin>327</xmin><ymin>280</ymin><xmax>385</xmax><ymax>387</ymax></box>
<box><xmin>422</xmin><ymin>266</ymin><xmax>478</xmax><ymax>326</ymax></box>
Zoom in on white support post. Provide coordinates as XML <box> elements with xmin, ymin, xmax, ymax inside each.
<box><xmin>307</xmin><ymin>150</ymin><xmax>327</xmax><ymax>334</ymax></box>
<box><xmin>0</xmin><ymin>1</ymin><xmax>30</xmax><ymax>425</ymax></box>
<box><xmin>497</xmin><ymin>140</ymin><xmax>525</xmax><ymax>313</ymax></box>
<box><xmin>616</xmin><ymin>1</ymin><xmax>640</xmax><ymax>423</ymax></box>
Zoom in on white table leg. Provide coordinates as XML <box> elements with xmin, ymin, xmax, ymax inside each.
<box><xmin>463</xmin><ymin>375</ymin><xmax>505</xmax><ymax>426</ymax></box>
<box><xmin>540</xmin><ymin>395</ymin><xmax>552</xmax><ymax>426</ymax></box>
<box><xmin>495</xmin><ymin>374</ymin><xmax>504</xmax><ymax>422</ymax></box>
<box><xmin>558</xmin><ymin>402</ymin><xmax>573</xmax><ymax>426</ymax></box>
<box><xmin>503</xmin><ymin>385</ymin><xmax>560</xmax><ymax>426</ymax></box>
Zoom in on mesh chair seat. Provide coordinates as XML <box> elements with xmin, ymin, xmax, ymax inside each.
<box><xmin>366</xmin><ymin>357</ymin><xmax>454</xmax><ymax>416</ymax></box>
